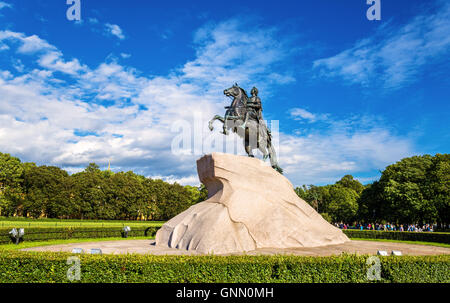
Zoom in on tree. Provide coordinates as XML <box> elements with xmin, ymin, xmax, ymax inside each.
<box><xmin>23</xmin><ymin>165</ymin><xmax>72</xmax><ymax>218</ymax></box>
<box><xmin>336</xmin><ymin>175</ymin><xmax>365</xmax><ymax>195</ymax></box>
<box><xmin>429</xmin><ymin>154</ymin><xmax>450</xmax><ymax>225</ymax></box>
<box><xmin>295</xmin><ymin>184</ymin><xmax>331</xmax><ymax>214</ymax></box>
<box><xmin>71</xmin><ymin>163</ymin><xmax>107</xmax><ymax>219</ymax></box>
<box><xmin>0</xmin><ymin>152</ymin><xmax>24</xmax><ymax>216</ymax></box>
<box><xmin>198</xmin><ymin>184</ymin><xmax>208</xmax><ymax>202</ymax></box>
<box><xmin>185</xmin><ymin>184</ymin><xmax>209</xmax><ymax>204</ymax></box>
<box><xmin>378</xmin><ymin>155</ymin><xmax>439</xmax><ymax>224</ymax></box>
<box><xmin>327</xmin><ymin>185</ymin><xmax>359</xmax><ymax>223</ymax></box>
<box><xmin>148</xmin><ymin>179</ymin><xmax>194</xmax><ymax>220</ymax></box>
<box><xmin>357</xmin><ymin>181</ymin><xmax>385</xmax><ymax>223</ymax></box>
<box><xmin>109</xmin><ymin>171</ymin><xmax>146</xmax><ymax>220</ymax></box>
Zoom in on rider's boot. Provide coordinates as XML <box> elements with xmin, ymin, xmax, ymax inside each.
<box><xmin>239</xmin><ymin>113</ymin><xmax>248</xmax><ymax>130</ymax></box>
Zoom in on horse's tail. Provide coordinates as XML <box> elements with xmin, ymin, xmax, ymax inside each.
<box><xmin>266</xmin><ymin>126</ymin><xmax>272</xmax><ymax>143</ymax></box>
<box><xmin>264</xmin><ymin>129</ymin><xmax>282</xmax><ymax>174</ymax></box>
<box><xmin>267</xmin><ymin>143</ymin><xmax>283</xmax><ymax>174</ymax></box>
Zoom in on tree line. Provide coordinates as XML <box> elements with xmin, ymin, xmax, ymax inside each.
<box><xmin>295</xmin><ymin>154</ymin><xmax>449</xmax><ymax>226</ymax></box>
<box><xmin>1</xmin><ymin>152</ymin><xmax>448</xmax><ymax>225</ymax></box>
<box><xmin>0</xmin><ymin>152</ymin><xmax>207</xmax><ymax>220</ymax></box>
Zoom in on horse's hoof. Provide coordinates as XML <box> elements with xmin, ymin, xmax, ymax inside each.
<box><xmin>248</xmin><ymin>155</ymin><xmax>255</xmax><ymax>158</ymax></box>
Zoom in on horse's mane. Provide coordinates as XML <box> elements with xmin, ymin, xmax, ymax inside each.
<box><xmin>239</xmin><ymin>87</ymin><xmax>249</xmax><ymax>102</ymax></box>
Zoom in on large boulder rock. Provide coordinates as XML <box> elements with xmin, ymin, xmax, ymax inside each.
<box><xmin>155</xmin><ymin>152</ymin><xmax>349</xmax><ymax>254</ymax></box>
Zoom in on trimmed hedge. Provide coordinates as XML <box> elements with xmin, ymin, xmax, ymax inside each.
<box><xmin>0</xmin><ymin>252</ymin><xmax>448</xmax><ymax>283</ymax></box>
<box><xmin>343</xmin><ymin>230</ymin><xmax>450</xmax><ymax>244</ymax></box>
<box><xmin>0</xmin><ymin>226</ymin><xmax>159</xmax><ymax>244</ymax></box>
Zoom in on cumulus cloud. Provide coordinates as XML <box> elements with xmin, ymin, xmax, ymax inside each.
<box><xmin>280</xmin><ymin>114</ymin><xmax>416</xmax><ymax>185</ymax></box>
<box><xmin>104</xmin><ymin>23</ymin><xmax>125</xmax><ymax>40</ymax></box>
<box><xmin>0</xmin><ymin>18</ymin><xmax>417</xmax><ymax>186</ymax></box>
<box><xmin>182</xmin><ymin>18</ymin><xmax>296</xmax><ymax>92</ymax></box>
<box><xmin>0</xmin><ymin>30</ymin><xmax>54</xmax><ymax>54</ymax></box>
<box><xmin>313</xmin><ymin>1</ymin><xmax>450</xmax><ymax>89</ymax></box>
<box><xmin>289</xmin><ymin>108</ymin><xmax>328</xmax><ymax>123</ymax></box>
<box><xmin>0</xmin><ymin>1</ymin><xmax>11</xmax><ymax>10</ymax></box>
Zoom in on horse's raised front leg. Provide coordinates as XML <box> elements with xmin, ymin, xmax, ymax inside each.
<box><xmin>208</xmin><ymin>115</ymin><xmax>224</xmax><ymax>131</ymax></box>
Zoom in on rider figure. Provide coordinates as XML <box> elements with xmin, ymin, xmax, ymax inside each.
<box><xmin>241</xmin><ymin>87</ymin><xmax>269</xmax><ymax>134</ymax></box>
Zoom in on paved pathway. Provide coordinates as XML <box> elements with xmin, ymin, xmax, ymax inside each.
<box><xmin>22</xmin><ymin>239</ymin><xmax>450</xmax><ymax>256</ymax></box>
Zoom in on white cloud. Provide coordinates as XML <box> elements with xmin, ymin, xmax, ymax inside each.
<box><xmin>182</xmin><ymin>19</ymin><xmax>296</xmax><ymax>92</ymax></box>
<box><xmin>313</xmin><ymin>1</ymin><xmax>450</xmax><ymax>89</ymax></box>
<box><xmin>104</xmin><ymin>23</ymin><xmax>125</xmax><ymax>40</ymax></box>
<box><xmin>0</xmin><ymin>18</ymin><xmax>417</xmax><ymax>186</ymax></box>
<box><xmin>0</xmin><ymin>1</ymin><xmax>11</xmax><ymax>10</ymax></box>
<box><xmin>149</xmin><ymin>174</ymin><xmax>200</xmax><ymax>186</ymax></box>
<box><xmin>38</xmin><ymin>51</ymin><xmax>86</xmax><ymax>75</ymax></box>
<box><xmin>88</xmin><ymin>18</ymin><xmax>99</xmax><ymax>24</ymax></box>
<box><xmin>0</xmin><ymin>30</ymin><xmax>55</xmax><ymax>54</ymax></box>
<box><xmin>279</xmin><ymin>115</ymin><xmax>416</xmax><ymax>185</ymax></box>
<box><xmin>0</xmin><ymin>31</ymin><xmax>54</xmax><ymax>54</ymax></box>
<box><xmin>289</xmin><ymin>108</ymin><xmax>328</xmax><ymax>123</ymax></box>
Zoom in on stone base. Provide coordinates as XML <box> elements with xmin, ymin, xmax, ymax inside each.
<box><xmin>155</xmin><ymin>152</ymin><xmax>349</xmax><ymax>254</ymax></box>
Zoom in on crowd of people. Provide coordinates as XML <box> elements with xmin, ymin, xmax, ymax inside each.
<box><xmin>335</xmin><ymin>222</ymin><xmax>438</xmax><ymax>232</ymax></box>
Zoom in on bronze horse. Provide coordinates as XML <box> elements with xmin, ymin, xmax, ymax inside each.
<box><xmin>208</xmin><ymin>84</ymin><xmax>283</xmax><ymax>173</ymax></box>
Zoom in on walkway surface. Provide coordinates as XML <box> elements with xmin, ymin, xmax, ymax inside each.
<box><xmin>22</xmin><ymin>239</ymin><xmax>450</xmax><ymax>256</ymax></box>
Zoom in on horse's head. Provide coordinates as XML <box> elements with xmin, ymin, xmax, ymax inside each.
<box><xmin>223</xmin><ymin>84</ymin><xmax>248</xmax><ymax>120</ymax></box>
<box><xmin>223</xmin><ymin>84</ymin><xmax>242</xmax><ymax>99</ymax></box>
<box><xmin>224</xmin><ymin>83</ymin><xmax>248</xmax><ymax>103</ymax></box>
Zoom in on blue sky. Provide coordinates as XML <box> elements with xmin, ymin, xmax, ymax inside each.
<box><xmin>0</xmin><ymin>0</ymin><xmax>449</xmax><ymax>186</ymax></box>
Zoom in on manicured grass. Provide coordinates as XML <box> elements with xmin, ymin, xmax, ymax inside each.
<box><xmin>0</xmin><ymin>217</ymin><xmax>165</xmax><ymax>228</ymax></box>
<box><xmin>351</xmin><ymin>237</ymin><xmax>450</xmax><ymax>248</ymax></box>
<box><xmin>2</xmin><ymin>235</ymin><xmax>448</xmax><ymax>253</ymax></box>
<box><xmin>0</xmin><ymin>236</ymin><xmax>154</xmax><ymax>251</ymax></box>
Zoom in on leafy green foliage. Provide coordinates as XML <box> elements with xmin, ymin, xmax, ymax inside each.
<box><xmin>23</xmin><ymin>165</ymin><xmax>71</xmax><ymax>218</ymax></box>
<box><xmin>0</xmin><ymin>152</ymin><xmax>25</xmax><ymax>217</ymax></box>
<box><xmin>296</xmin><ymin>175</ymin><xmax>362</xmax><ymax>223</ymax></box>
<box><xmin>0</xmin><ymin>252</ymin><xmax>448</xmax><ymax>283</ymax></box>
<box><xmin>328</xmin><ymin>185</ymin><xmax>359</xmax><ymax>222</ymax></box>
<box><xmin>296</xmin><ymin>154</ymin><xmax>449</xmax><ymax>225</ymax></box>
<box><xmin>358</xmin><ymin>154</ymin><xmax>450</xmax><ymax>224</ymax></box>
<box><xmin>0</xmin><ymin>226</ymin><xmax>159</xmax><ymax>244</ymax></box>
<box><xmin>343</xmin><ymin>229</ymin><xmax>450</xmax><ymax>244</ymax></box>
<box><xmin>0</xmin><ymin>153</ymin><xmax>208</xmax><ymax>221</ymax></box>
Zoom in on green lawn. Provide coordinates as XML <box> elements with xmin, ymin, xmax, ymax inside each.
<box><xmin>0</xmin><ymin>217</ymin><xmax>165</xmax><ymax>228</ymax></box>
<box><xmin>1</xmin><ymin>235</ymin><xmax>447</xmax><ymax>252</ymax></box>
<box><xmin>351</xmin><ymin>237</ymin><xmax>450</xmax><ymax>248</ymax></box>
<box><xmin>0</xmin><ymin>236</ymin><xmax>154</xmax><ymax>251</ymax></box>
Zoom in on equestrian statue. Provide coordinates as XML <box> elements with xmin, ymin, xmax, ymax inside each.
<box><xmin>208</xmin><ymin>84</ymin><xmax>283</xmax><ymax>174</ymax></box>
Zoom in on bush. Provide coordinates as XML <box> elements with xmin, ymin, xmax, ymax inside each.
<box><xmin>0</xmin><ymin>252</ymin><xmax>448</xmax><ymax>283</ymax></box>
<box><xmin>0</xmin><ymin>226</ymin><xmax>159</xmax><ymax>244</ymax></box>
<box><xmin>343</xmin><ymin>230</ymin><xmax>450</xmax><ymax>244</ymax></box>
